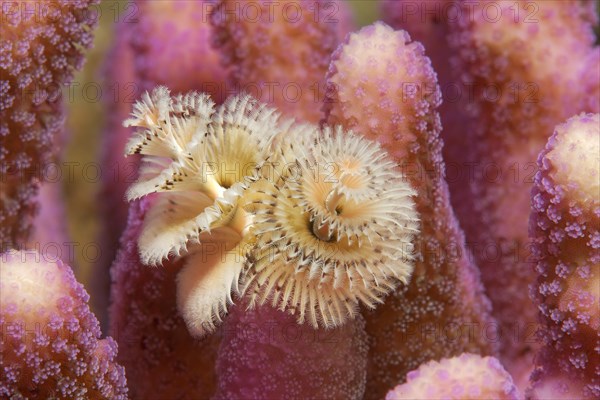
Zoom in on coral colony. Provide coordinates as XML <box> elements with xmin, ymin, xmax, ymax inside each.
<box><xmin>1</xmin><ymin>1</ymin><xmax>598</xmax><ymax>400</ymax></box>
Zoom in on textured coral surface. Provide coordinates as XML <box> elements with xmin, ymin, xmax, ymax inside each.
<box><xmin>528</xmin><ymin>113</ymin><xmax>600</xmax><ymax>399</ymax></box>
<box><xmin>0</xmin><ymin>250</ymin><xmax>127</xmax><ymax>399</ymax></box>
<box><xmin>386</xmin><ymin>353</ymin><xmax>519</xmax><ymax>400</ymax></box>
<box><xmin>214</xmin><ymin>303</ymin><xmax>368</xmax><ymax>400</ymax></box>
<box><xmin>0</xmin><ymin>0</ymin><xmax>98</xmax><ymax>249</ymax></box>
<box><xmin>5</xmin><ymin>1</ymin><xmax>599</xmax><ymax>398</ymax></box>
<box><xmin>325</xmin><ymin>22</ymin><xmax>496</xmax><ymax>399</ymax></box>
<box><xmin>210</xmin><ymin>0</ymin><xmax>352</xmax><ymax>123</ymax></box>
<box><xmin>447</xmin><ymin>0</ymin><xmax>599</xmax><ymax>380</ymax></box>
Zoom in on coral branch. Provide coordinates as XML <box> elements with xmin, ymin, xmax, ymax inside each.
<box><xmin>210</xmin><ymin>0</ymin><xmax>354</xmax><ymax>123</ymax></box>
<box><xmin>0</xmin><ymin>250</ymin><xmax>127</xmax><ymax>398</ymax></box>
<box><xmin>0</xmin><ymin>0</ymin><xmax>98</xmax><ymax>249</ymax></box>
<box><xmin>324</xmin><ymin>22</ymin><xmax>496</xmax><ymax>398</ymax></box>
<box><xmin>447</xmin><ymin>0</ymin><xmax>599</xmax><ymax>381</ymax></box>
<box><xmin>528</xmin><ymin>113</ymin><xmax>600</xmax><ymax>399</ymax></box>
<box><xmin>213</xmin><ymin>304</ymin><xmax>368</xmax><ymax>399</ymax></box>
<box><xmin>380</xmin><ymin>0</ymin><xmax>477</xmax><ymax>275</ymax></box>
<box><xmin>386</xmin><ymin>353</ymin><xmax>519</xmax><ymax>400</ymax></box>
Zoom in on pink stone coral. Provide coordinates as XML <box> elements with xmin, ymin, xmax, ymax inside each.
<box><xmin>380</xmin><ymin>0</ymin><xmax>475</xmax><ymax>255</ymax></box>
<box><xmin>386</xmin><ymin>353</ymin><xmax>519</xmax><ymax>400</ymax></box>
<box><xmin>446</xmin><ymin>0</ymin><xmax>599</xmax><ymax>382</ymax></box>
<box><xmin>0</xmin><ymin>0</ymin><xmax>98</xmax><ymax>249</ymax></box>
<box><xmin>214</xmin><ymin>304</ymin><xmax>368</xmax><ymax>399</ymax></box>
<box><xmin>324</xmin><ymin>22</ymin><xmax>497</xmax><ymax>399</ymax></box>
<box><xmin>210</xmin><ymin>0</ymin><xmax>354</xmax><ymax>123</ymax></box>
<box><xmin>528</xmin><ymin>113</ymin><xmax>600</xmax><ymax>399</ymax></box>
<box><xmin>0</xmin><ymin>250</ymin><xmax>127</xmax><ymax>398</ymax></box>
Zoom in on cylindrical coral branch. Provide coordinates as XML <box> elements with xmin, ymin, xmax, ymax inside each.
<box><xmin>386</xmin><ymin>353</ymin><xmax>519</xmax><ymax>400</ymax></box>
<box><xmin>210</xmin><ymin>0</ymin><xmax>354</xmax><ymax>123</ymax></box>
<box><xmin>109</xmin><ymin>198</ymin><xmax>220</xmax><ymax>399</ymax></box>
<box><xmin>324</xmin><ymin>22</ymin><xmax>496</xmax><ymax>399</ymax></box>
<box><xmin>0</xmin><ymin>250</ymin><xmax>127</xmax><ymax>398</ymax></box>
<box><xmin>528</xmin><ymin>113</ymin><xmax>600</xmax><ymax>399</ymax></box>
<box><xmin>447</xmin><ymin>0</ymin><xmax>599</xmax><ymax>382</ymax></box>
<box><xmin>0</xmin><ymin>0</ymin><xmax>98</xmax><ymax>250</ymax></box>
<box><xmin>213</xmin><ymin>304</ymin><xmax>368</xmax><ymax>399</ymax></box>
<box><xmin>380</xmin><ymin>0</ymin><xmax>475</xmax><ymax>251</ymax></box>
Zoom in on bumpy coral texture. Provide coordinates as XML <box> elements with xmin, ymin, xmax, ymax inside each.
<box><xmin>213</xmin><ymin>303</ymin><xmax>368</xmax><ymax>400</ymax></box>
<box><xmin>0</xmin><ymin>0</ymin><xmax>98</xmax><ymax>249</ymax></box>
<box><xmin>447</xmin><ymin>0</ymin><xmax>599</xmax><ymax>381</ymax></box>
<box><xmin>386</xmin><ymin>353</ymin><xmax>519</xmax><ymax>400</ymax></box>
<box><xmin>381</xmin><ymin>0</ymin><xmax>476</xmax><ymax>284</ymax></box>
<box><xmin>528</xmin><ymin>113</ymin><xmax>600</xmax><ymax>399</ymax></box>
<box><xmin>109</xmin><ymin>198</ymin><xmax>219</xmax><ymax>399</ymax></box>
<box><xmin>324</xmin><ymin>22</ymin><xmax>496</xmax><ymax>399</ymax></box>
<box><xmin>210</xmin><ymin>0</ymin><xmax>353</xmax><ymax>123</ymax></box>
<box><xmin>0</xmin><ymin>250</ymin><xmax>127</xmax><ymax>399</ymax></box>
